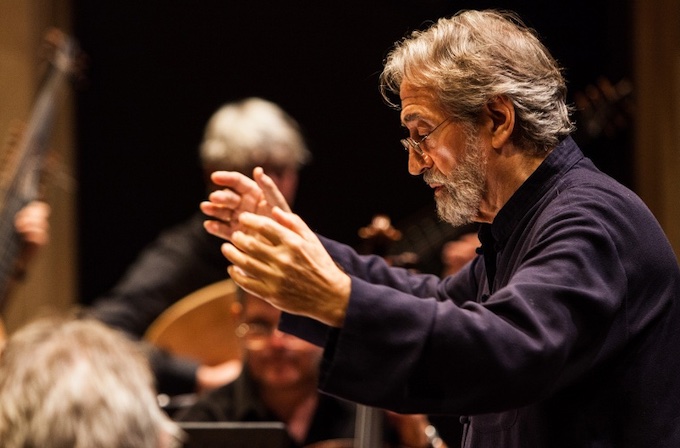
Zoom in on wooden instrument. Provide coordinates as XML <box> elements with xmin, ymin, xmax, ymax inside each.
<box><xmin>144</xmin><ymin>279</ymin><xmax>242</xmax><ymax>367</ymax></box>
<box><xmin>573</xmin><ymin>76</ymin><xmax>634</xmax><ymax>144</ymax></box>
<box><xmin>353</xmin><ymin>215</ymin><xmax>404</xmax><ymax>448</ymax></box>
<box><xmin>0</xmin><ymin>29</ymin><xmax>79</xmax><ymax>308</ymax></box>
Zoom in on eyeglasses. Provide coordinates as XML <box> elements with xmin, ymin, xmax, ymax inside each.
<box><xmin>400</xmin><ymin>118</ymin><xmax>450</xmax><ymax>157</ymax></box>
<box><xmin>235</xmin><ymin>322</ymin><xmax>309</xmax><ymax>351</ymax></box>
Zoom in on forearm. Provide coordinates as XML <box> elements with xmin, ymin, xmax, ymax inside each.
<box><xmin>318</xmin><ymin>234</ymin><xmax>443</xmax><ymax>296</ymax></box>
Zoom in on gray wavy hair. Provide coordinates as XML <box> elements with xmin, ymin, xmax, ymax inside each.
<box><xmin>199</xmin><ymin>97</ymin><xmax>311</xmax><ymax>172</ymax></box>
<box><xmin>380</xmin><ymin>9</ymin><xmax>574</xmax><ymax>153</ymax></box>
<box><xmin>0</xmin><ymin>316</ymin><xmax>182</xmax><ymax>448</ymax></box>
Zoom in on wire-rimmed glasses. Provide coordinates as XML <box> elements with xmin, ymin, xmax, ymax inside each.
<box><xmin>235</xmin><ymin>321</ymin><xmax>310</xmax><ymax>351</ymax></box>
<box><xmin>400</xmin><ymin>118</ymin><xmax>450</xmax><ymax>157</ymax></box>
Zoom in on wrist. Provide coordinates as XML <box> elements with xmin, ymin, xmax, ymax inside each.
<box><xmin>399</xmin><ymin>424</ymin><xmax>445</xmax><ymax>448</ymax></box>
<box><xmin>423</xmin><ymin>424</ymin><xmax>444</xmax><ymax>448</ymax></box>
<box><xmin>321</xmin><ymin>271</ymin><xmax>351</xmax><ymax>328</ymax></box>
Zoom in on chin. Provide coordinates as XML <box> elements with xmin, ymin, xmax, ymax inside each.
<box><xmin>263</xmin><ymin>367</ymin><xmax>302</xmax><ymax>384</ymax></box>
<box><xmin>435</xmin><ymin>191</ymin><xmax>481</xmax><ymax>227</ymax></box>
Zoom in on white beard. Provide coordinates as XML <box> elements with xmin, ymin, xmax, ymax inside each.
<box><xmin>423</xmin><ymin>134</ymin><xmax>486</xmax><ymax>227</ymax></box>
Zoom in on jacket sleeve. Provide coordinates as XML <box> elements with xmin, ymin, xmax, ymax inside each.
<box><xmin>279</xmin><ymin>234</ymin><xmax>480</xmax><ymax>346</ymax></box>
<box><xmin>283</xmin><ymin>211</ymin><xmax>635</xmax><ymax>417</ymax></box>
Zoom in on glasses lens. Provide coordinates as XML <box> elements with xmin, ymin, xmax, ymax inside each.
<box><xmin>236</xmin><ymin>322</ymin><xmax>271</xmax><ymax>338</ymax></box>
<box><xmin>400</xmin><ymin>138</ymin><xmax>411</xmax><ymax>152</ymax></box>
<box><xmin>401</xmin><ymin>138</ymin><xmax>425</xmax><ymax>157</ymax></box>
<box><xmin>236</xmin><ymin>322</ymin><xmax>310</xmax><ymax>351</ymax></box>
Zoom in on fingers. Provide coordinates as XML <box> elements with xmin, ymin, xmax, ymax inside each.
<box><xmin>254</xmin><ymin>167</ymin><xmax>291</xmax><ymax>213</ymax></box>
<box><xmin>226</xmin><ymin>264</ymin><xmax>267</xmax><ymax>299</ymax></box>
<box><xmin>221</xmin><ymin>214</ymin><xmax>296</xmax><ymax>298</ymax></box>
<box><xmin>203</xmin><ymin>168</ymin><xmax>299</xmax><ymax>247</ymax></box>
<box><xmin>224</xmin><ymin>247</ymin><xmax>274</xmax><ymax>301</ymax></box>
<box><xmin>207</xmin><ymin>171</ymin><xmax>265</xmax><ymax>224</ymax></box>
<box><xmin>205</xmin><ymin>168</ymin><xmax>290</xmax><ymax>227</ymax></box>
<box><xmin>201</xmin><ymin>197</ymin><xmax>236</xmax><ymax>242</ymax></box>
<box><xmin>222</xmin><ymin>240</ymin><xmax>268</xmax><ymax>275</ymax></box>
<box><xmin>15</xmin><ymin>201</ymin><xmax>51</xmax><ymax>225</ymax></box>
<box><xmin>206</xmin><ymin>188</ymin><xmax>242</xmax><ymax>209</ymax></box>
<box><xmin>203</xmin><ymin>170</ymin><xmax>268</xmax><ymax>242</ymax></box>
<box><xmin>200</xmin><ymin>200</ymin><xmax>234</xmax><ymax>223</ymax></box>
<box><xmin>211</xmin><ymin>171</ymin><xmax>264</xmax><ymax>211</ymax></box>
<box><xmin>15</xmin><ymin>201</ymin><xmax>51</xmax><ymax>246</ymax></box>
<box><xmin>210</xmin><ymin>170</ymin><xmax>260</xmax><ymax>194</ymax></box>
<box><xmin>236</xmin><ymin>211</ymin><xmax>302</xmax><ymax>247</ymax></box>
<box><xmin>271</xmin><ymin>206</ymin><xmax>316</xmax><ymax>241</ymax></box>
<box><xmin>203</xmin><ymin>219</ymin><xmax>233</xmax><ymax>241</ymax></box>
<box><xmin>231</xmin><ymin>218</ymin><xmax>284</xmax><ymax>252</ymax></box>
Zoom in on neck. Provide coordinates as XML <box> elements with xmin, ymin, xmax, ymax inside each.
<box><xmin>478</xmin><ymin>145</ymin><xmax>549</xmax><ymax>223</ymax></box>
<box><xmin>261</xmin><ymin>384</ymin><xmax>318</xmax><ymax>443</ymax></box>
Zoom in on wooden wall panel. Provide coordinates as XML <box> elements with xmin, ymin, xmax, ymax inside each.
<box><xmin>633</xmin><ymin>0</ymin><xmax>680</xmax><ymax>259</ymax></box>
<box><xmin>0</xmin><ymin>0</ymin><xmax>77</xmax><ymax>334</ymax></box>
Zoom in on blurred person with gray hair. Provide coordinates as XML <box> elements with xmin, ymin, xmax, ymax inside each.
<box><xmin>0</xmin><ymin>315</ymin><xmax>182</xmax><ymax>448</ymax></box>
<box><xmin>88</xmin><ymin>97</ymin><xmax>310</xmax><ymax>397</ymax></box>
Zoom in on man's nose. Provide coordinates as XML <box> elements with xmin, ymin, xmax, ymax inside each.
<box><xmin>268</xmin><ymin>329</ymin><xmax>288</xmax><ymax>347</ymax></box>
<box><xmin>408</xmin><ymin>151</ymin><xmax>432</xmax><ymax>175</ymax></box>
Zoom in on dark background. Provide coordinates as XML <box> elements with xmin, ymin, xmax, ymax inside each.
<box><xmin>73</xmin><ymin>0</ymin><xmax>633</xmax><ymax>303</ymax></box>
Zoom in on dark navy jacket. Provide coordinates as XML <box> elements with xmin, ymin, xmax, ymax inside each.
<box><xmin>281</xmin><ymin>137</ymin><xmax>680</xmax><ymax>447</ymax></box>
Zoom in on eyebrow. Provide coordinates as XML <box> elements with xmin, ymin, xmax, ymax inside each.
<box><xmin>402</xmin><ymin>112</ymin><xmax>423</xmax><ymax>124</ymax></box>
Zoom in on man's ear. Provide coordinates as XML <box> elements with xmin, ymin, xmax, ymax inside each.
<box><xmin>485</xmin><ymin>96</ymin><xmax>515</xmax><ymax>149</ymax></box>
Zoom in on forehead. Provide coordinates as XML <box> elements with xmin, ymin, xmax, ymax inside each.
<box><xmin>399</xmin><ymin>82</ymin><xmax>440</xmax><ymax>123</ymax></box>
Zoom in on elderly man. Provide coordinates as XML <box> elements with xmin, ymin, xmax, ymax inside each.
<box><xmin>201</xmin><ymin>10</ymin><xmax>680</xmax><ymax>448</ymax></box>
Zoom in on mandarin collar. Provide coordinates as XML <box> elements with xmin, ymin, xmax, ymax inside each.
<box><xmin>484</xmin><ymin>136</ymin><xmax>584</xmax><ymax>247</ymax></box>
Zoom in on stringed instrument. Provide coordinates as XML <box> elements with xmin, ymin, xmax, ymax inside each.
<box><xmin>352</xmin><ymin>214</ymin><xmax>401</xmax><ymax>448</ymax></box>
<box><xmin>573</xmin><ymin>76</ymin><xmax>634</xmax><ymax>144</ymax></box>
<box><xmin>0</xmin><ymin>29</ymin><xmax>79</xmax><ymax>309</ymax></box>
<box><xmin>311</xmin><ymin>215</ymin><xmax>451</xmax><ymax>448</ymax></box>
<box><xmin>144</xmin><ymin>279</ymin><xmax>242</xmax><ymax>369</ymax></box>
<box><xmin>296</xmin><ymin>215</ymin><xmax>407</xmax><ymax>448</ymax></box>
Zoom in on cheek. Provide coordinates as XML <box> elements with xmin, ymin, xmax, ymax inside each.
<box><xmin>300</xmin><ymin>349</ymin><xmax>323</xmax><ymax>370</ymax></box>
<box><xmin>245</xmin><ymin>352</ymin><xmax>267</xmax><ymax>374</ymax></box>
<box><xmin>429</xmin><ymin>147</ymin><xmax>458</xmax><ymax>175</ymax></box>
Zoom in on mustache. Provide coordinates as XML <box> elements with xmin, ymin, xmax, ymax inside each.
<box><xmin>423</xmin><ymin>169</ymin><xmax>448</xmax><ymax>185</ymax></box>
